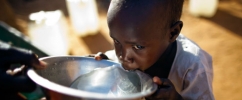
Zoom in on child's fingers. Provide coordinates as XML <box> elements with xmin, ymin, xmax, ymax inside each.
<box><xmin>94</xmin><ymin>52</ymin><xmax>109</xmax><ymax>60</ymax></box>
<box><xmin>85</xmin><ymin>52</ymin><xmax>109</xmax><ymax>60</ymax></box>
<box><xmin>153</xmin><ymin>76</ymin><xmax>162</xmax><ymax>85</ymax></box>
<box><xmin>84</xmin><ymin>54</ymin><xmax>101</xmax><ymax>60</ymax></box>
<box><xmin>34</xmin><ymin>61</ymin><xmax>47</xmax><ymax>69</ymax></box>
<box><xmin>153</xmin><ymin>76</ymin><xmax>173</xmax><ymax>86</ymax></box>
<box><xmin>153</xmin><ymin>77</ymin><xmax>173</xmax><ymax>88</ymax></box>
<box><xmin>150</xmin><ymin>77</ymin><xmax>179</xmax><ymax>99</ymax></box>
<box><xmin>94</xmin><ymin>52</ymin><xmax>102</xmax><ymax>60</ymax></box>
<box><xmin>94</xmin><ymin>55</ymin><xmax>102</xmax><ymax>60</ymax></box>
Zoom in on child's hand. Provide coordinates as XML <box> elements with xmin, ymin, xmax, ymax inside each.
<box><xmin>87</xmin><ymin>52</ymin><xmax>109</xmax><ymax>60</ymax></box>
<box><xmin>146</xmin><ymin>76</ymin><xmax>183</xmax><ymax>100</ymax></box>
<box><xmin>0</xmin><ymin>46</ymin><xmax>46</xmax><ymax>93</ymax></box>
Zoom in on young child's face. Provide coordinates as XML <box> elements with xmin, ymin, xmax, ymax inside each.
<box><xmin>108</xmin><ymin>0</ymin><xmax>171</xmax><ymax>71</ymax></box>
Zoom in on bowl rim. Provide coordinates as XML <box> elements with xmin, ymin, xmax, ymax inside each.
<box><xmin>27</xmin><ymin>56</ymin><xmax>157</xmax><ymax>99</ymax></box>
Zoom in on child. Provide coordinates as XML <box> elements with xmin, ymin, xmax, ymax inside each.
<box><xmin>95</xmin><ymin>0</ymin><xmax>214</xmax><ymax>99</ymax></box>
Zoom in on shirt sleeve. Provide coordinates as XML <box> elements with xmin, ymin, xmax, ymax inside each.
<box><xmin>181</xmin><ymin>62</ymin><xmax>214</xmax><ymax>100</ymax></box>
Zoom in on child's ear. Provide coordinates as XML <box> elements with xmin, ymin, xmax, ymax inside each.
<box><xmin>169</xmin><ymin>21</ymin><xmax>183</xmax><ymax>42</ymax></box>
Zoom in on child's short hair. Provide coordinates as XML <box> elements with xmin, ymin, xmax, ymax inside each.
<box><xmin>167</xmin><ymin>0</ymin><xmax>184</xmax><ymax>27</ymax></box>
<box><xmin>108</xmin><ymin>0</ymin><xmax>184</xmax><ymax>32</ymax></box>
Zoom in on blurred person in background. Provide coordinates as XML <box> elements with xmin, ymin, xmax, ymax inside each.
<box><xmin>0</xmin><ymin>41</ymin><xmax>46</xmax><ymax>100</ymax></box>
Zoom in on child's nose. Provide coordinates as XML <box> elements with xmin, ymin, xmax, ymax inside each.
<box><xmin>120</xmin><ymin>48</ymin><xmax>134</xmax><ymax>63</ymax></box>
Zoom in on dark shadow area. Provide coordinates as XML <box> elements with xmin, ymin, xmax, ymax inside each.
<box><xmin>7</xmin><ymin>0</ymin><xmax>69</xmax><ymax>21</ymax></box>
<box><xmin>204</xmin><ymin>9</ymin><xmax>242</xmax><ymax>37</ymax></box>
<box><xmin>81</xmin><ymin>32</ymin><xmax>113</xmax><ymax>54</ymax></box>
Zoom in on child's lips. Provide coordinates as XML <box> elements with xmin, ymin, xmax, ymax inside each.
<box><xmin>121</xmin><ymin>63</ymin><xmax>137</xmax><ymax>71</ymax></box>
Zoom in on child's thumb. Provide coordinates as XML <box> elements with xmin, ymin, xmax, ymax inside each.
<box><xmin>153</xmin><ymin>76</ymin><xmax>162</xmax><ymax>85</ymax></box>
<box><xmin>94</xmin><ymin>52</ymin><xmax>109</xmax><ymax>60</ymax></box>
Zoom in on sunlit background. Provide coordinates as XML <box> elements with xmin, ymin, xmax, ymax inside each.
<box><xmin>0</xmin><ymin>0</ymin><xmax>241</xmax><ymax>99</ymax></box>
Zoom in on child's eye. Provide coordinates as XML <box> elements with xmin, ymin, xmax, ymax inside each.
<box><xmin>133</xmin><ymin>45</ymin><xmax>145</xmax><ymax>50</ymax></box>
<box><xmin>113</xmin><ymin>39</ymin><xmax>119</xmax><ymax>44</ymax></box>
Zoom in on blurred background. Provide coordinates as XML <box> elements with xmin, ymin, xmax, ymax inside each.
<box><xmin>0</xmin><ymin>0</ymin><xmax>241</xmax><ymax>99</ymax></box>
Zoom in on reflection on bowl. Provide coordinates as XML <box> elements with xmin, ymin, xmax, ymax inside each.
<box><xmin>28</xmin><ymin>56</ymin><xmax>157</xmax><ymax>100</ymax></box>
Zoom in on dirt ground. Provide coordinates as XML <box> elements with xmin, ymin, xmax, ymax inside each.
<box><xmin>4</xmin><ymin>0</ymin><xmax>242</xmax><ymax>99</ymax></box>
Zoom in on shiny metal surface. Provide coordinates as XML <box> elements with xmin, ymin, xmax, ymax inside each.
<box><xmin>27</xmin><ymin>56</ymin><xmax>157</xmax><ymax>100</ymax></box>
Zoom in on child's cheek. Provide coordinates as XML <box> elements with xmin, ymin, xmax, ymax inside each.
<box><xmin>114</xmin><ymin>44</ymin><xmax>122</xmax><ymax>55</ymax></box>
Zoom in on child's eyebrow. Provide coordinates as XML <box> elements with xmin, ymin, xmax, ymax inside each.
<box><xmin>110</xmin><ymin>35</ymin><xmax>147</xmax><ymax>45</ymax></box>
<box><xmin>125</xmin><ymin>41</ymin><xmax>148</xmax><ymax>46</ymax></box>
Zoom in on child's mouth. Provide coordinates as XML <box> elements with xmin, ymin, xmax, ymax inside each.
<box><xmin>121</xmin><ymin>64</ymin><xmax>137</xmax><ymax>71</ymax></box>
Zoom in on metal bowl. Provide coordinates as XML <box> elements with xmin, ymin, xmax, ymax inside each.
<box><xmin>27</xmin><ymin>56</ymin><xmax>157</xmax><ymax>100</ymax></box>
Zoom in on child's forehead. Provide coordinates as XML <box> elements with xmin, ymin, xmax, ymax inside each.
<box><xmin>112</xmin><ymin>33</ymin><xmax>162</xmax><ymax>45</ymax></box>
<box><xmin>109</xmin><ymin>0</ymin><xmax>169</xmax><ymax>12</ymax></box>
<box><xmin>108</xmin><ymin>0</ymin><xmax>170</xmax><ymax>40</ymax></box>
<box><xmin>108</xmin><ymin>0</ymin><xmax>169</xmax><ymax>27</ymax></box>
<box><xmin>110</xmin><ymin>22</ymin><xmax>164</xmax><ymax>44</ymax></box>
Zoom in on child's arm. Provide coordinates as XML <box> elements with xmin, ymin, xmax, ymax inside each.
<box><xmin>173</xmin><ymin>34</ymin><xmax>214</xmax><ymax>99</ymax></box>
<box><xmin>180</xmin><ymin>63</ymin><xmax>214</xmax><ymax>100</ymax></box>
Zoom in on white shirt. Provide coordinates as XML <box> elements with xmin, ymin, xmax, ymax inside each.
<box><xmin>105</xmin><ymin>34</ymin><xmax>214</xmax><ymax>100</ymax></box>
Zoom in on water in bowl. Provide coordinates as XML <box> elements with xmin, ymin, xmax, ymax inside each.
<box><xmin>70</xmin><ymin>66</ymin><xmax>141</xmax><ymax>97</ymax></box>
